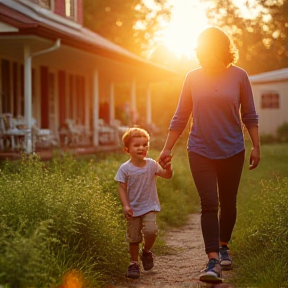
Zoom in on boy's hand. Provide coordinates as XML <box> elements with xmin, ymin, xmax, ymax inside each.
<box><xmin>164</xmin><ymin>162</ymin><xmax>172</xmax><ymax>171</ymax></box>
<box><xmin>158</xmin><ymin>150</ymin><xmax>173</xmax><ymax>169</ymax></box>
<box><xmin>123</xmin><ymin>205</ymin><xmax>134</xmax><ymax>220</ymax></box>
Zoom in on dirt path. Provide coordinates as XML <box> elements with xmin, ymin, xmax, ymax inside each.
<box><xmin>108</xmin><ymin>214</ymin><xmax>235</xmax><ymax>288</ymax></box>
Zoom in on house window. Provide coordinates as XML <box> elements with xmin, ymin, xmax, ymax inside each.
<box><xmin>65</xmin><ymin>0</ymin><xmax>76</xmax><ymax>19</ymax></box>
<box><xmin>261</xmin><ymin>93</ymin><xmax>280</xmax><ymax>109</ymax></box>
<box><xmin>28</xmin><ymin>0</ymin><xmax>53</xmax><ymax>9</ymax></box>
<box><xmin>38</xmin><ymin>0</ymin><xmax>51</xmax><ymax>9</ymax></box>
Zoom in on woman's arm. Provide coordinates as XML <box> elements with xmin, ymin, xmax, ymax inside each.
<box><xmin>159</xmin><ymin>73</ymin><xmax>193</xmax><ymax>168</ymax></box>
<box><xmin>246</xmin><ymin>125</ymin><xmax>260</xmax><ymax>170</ymax></box>
<box><xmin>158</xmin><ymin>130</ymin><xmax>182</xmax><ymax>169</ymax></box>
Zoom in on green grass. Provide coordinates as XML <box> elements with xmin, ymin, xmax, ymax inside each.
<box><xmin>0</xmin><ymin>155</ymin><xmax>128</xmax><ymax>288</ymax></box>
<box><xmin>232</xmin><ymin>143</ymin><xmax>288</xmax><ymax>288</ymax></box>
<box><xmin>0</xmin><ymin>137</ymin><xmax>198</xmax><ymax>288</ymax></box>
<box><xmin>0</xmin><ymin>141</ymin><xmax>287</xmax><ymax>288</ymax></box>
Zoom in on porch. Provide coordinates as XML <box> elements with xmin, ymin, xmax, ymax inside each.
<box><xmin>0</xmin><ymin>142</ymin><xmax>122</xmax><ymax>161</ymax></box>
<box><xmin>0</xmin><ymin>0</ymin><xmax>178</xmax><ymax>156</ymax></box>
<box><xmin>0</xmin><ymin>112</ymin><xmax>128</xmax><ymax>158</ymax></box>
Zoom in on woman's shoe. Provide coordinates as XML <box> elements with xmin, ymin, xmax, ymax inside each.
<box><xmin>199</xmin><ymin>258</ymin><xmax>222</xmax><ymax>283</ymax></box>
<box><xmin>219</xmin><ymin>246</ymin><xmax>232</xmax><ymax>270</ymax></box>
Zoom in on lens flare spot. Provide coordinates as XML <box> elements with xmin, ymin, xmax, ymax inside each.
<box><xmin>59</xmin><ymin>270</ymin><xmax>84</xmax><ymax>288</ymax></box>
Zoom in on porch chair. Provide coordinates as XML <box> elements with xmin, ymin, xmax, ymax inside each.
<box><xmin>0</xmin><ymin>113</ymin><xmax>28</xmax><ymax>150</ymax></box>
<box><xmin>59</xmin><ymin>119</ymin><xmax>84</xmax><ymax>146</ymax></box>
<box><xmin>13</xmin><ymin>116</ymin><xmax>52</xmax><ymax>149</ymax></box>
<box><xmin>98</xmin><ymin>119</ymin><xmax>116</xmax><ymax>144</ymax></box>
<box><xmin>31</xmin><ymin>121</ymin><xmax>52</xmax><ymax>148</ymax></box>
<box><xmin>110</xmin><ymin>119</ymin><xmax>129</xmax><ymax>145</ymax></box>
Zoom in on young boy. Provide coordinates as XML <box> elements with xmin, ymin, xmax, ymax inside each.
<box><xmin>115</xmin><ymin>127</ymin><xmax>173</xmax><ymax>279</ymax></box>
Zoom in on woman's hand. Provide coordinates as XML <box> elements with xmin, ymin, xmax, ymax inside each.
<box><xmin>249</xmin><ymin>147</ymin><xmax>260</xmax><ymax>170</ymax></box>
<box><xmin>158</xmin><ymin>149</ymin><xmax>173</xmax><ymax>169</ymax></box>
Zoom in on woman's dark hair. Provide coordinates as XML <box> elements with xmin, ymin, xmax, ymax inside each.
<box><xmin>196</xmin><ymin>26</ymin><xmax>239</xmax><ymax>66</ymax></box>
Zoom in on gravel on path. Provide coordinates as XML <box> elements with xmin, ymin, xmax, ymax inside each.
<box><xmin>107</xmin><ymin>214</ymin><xmax>235</xmax><ymax>288</ymax></box>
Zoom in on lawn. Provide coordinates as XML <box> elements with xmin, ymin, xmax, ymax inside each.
<box><xmin>0</xmin><ymin>141</ymin><xmax>287</xmax><ymax>288</ymax></box>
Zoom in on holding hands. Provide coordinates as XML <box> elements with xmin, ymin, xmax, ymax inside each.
<box><xmin>159</xmin><ymin>150</ymin><xmax>173</xmax><ymax>170</ymax></box>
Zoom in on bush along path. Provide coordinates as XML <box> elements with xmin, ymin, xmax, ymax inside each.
<box><xmin>107</xmin><ymin>214</ymin><xmax>235</xmax><ymax>288</ymax></box>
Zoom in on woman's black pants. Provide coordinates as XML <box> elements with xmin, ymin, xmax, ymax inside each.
<box><xmin>188</xmin><ymin>150</ymin><xmax>245</xmax><ymax>254</ymax></box>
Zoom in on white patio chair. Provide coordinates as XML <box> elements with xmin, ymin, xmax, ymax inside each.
<box><xmin>1</xmin><ymin>113</ymin><xmax>28</xmax><ymax>150</ymax></box>
<box><xmin>98</xmin><ymin>119</ymin><xmax>116</xmax><ymax>144</ymax></box>
<box><xmin>14</xmin><ymin>116</ymin><xmax>52</xmax><ymax>149</ymax></box>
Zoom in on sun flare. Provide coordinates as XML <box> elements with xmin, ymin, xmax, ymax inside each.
<box><xmin>162</xmin><ymin>0</ymin><xmax>208</xmax><ymax>58</ymax></box>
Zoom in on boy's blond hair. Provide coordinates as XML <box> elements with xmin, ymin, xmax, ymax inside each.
<box><xmin>122</xmin><ymin>127</ymin><xmax>150</xmax><ymax>148</ymax></box>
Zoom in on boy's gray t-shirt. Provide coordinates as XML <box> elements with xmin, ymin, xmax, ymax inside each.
<box><xmin>114</xmin><ymin>158</ymin><xmax>161</xmax><ymax>217</ymax></box>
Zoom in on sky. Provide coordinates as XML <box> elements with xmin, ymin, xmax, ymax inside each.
<box><xmin>156</xmin><ymin>0</ymin><xmax>257</xmax><ymax>58</ymax></box>
<box><xmin>162</xmin><ymin>0</ymin><xmax>208</xmax><ymax>58</ymax></box>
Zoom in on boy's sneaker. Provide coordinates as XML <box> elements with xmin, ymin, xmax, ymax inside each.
<box><xmin>199</xmin><ymin>258</ymin><xmax>222</xmax><ymax>283</ymax></box>
<box><xmin>140</xmin><ymin>250</ymin><xmax>154</xmax><ymax>271</ymax></box>
<box><xmin>126</xmin><ymin>263</ymin><xmax>140</xmax><ymax>279</ymax></box>
<box><xmin>219</xmin><ymin>246</ymin><xmax>232</xmax><ymax>270</ymax></box>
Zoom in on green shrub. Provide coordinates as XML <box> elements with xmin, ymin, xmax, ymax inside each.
<box><xmin>0</xmin><ymin>145</ymin><xmax>198</xmax><ymax>288</ymax></box>
<box><xmin>260</xmin><ymin>133</ymin><xmax>276</xmax><ymax>144</ymax></box>
<box><xmin>0</xmin><ymin>155</ymin><xmax>128</xmax><ymax>288</ymax></box>
<box><xmin>232</xmin><ymin>143</ymin><xmax>288</xmax><ymax>288</ymax></box>
<box><xmin>277</xmin><ymin>122</ymin><xmax>288</xmax><ymax>142</ymax></box>
<box><xmin>233</xmin><ymin>178</ymin><xmax>288</xmax><ymax>288</ymax></box>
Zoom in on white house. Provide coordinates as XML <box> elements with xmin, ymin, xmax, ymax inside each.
<box><xmin>249</xmin><ymin>68</ymin><xmax>288</xmax><ymax>136</ymax></box>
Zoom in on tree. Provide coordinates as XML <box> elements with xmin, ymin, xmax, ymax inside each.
<box><xmin>257</xmin><ymin>0</ymin><xmax>288</xmax><ymax>70</ymax></box>
<box><xmin>204</xmin><ymin>0</ymin><xmax>288</xmax><ymax>74</ymax></box>
<box><xmin>83</xmin><ymin>0</ymin><xmax>171</xmax><ymax>56</ymax></box>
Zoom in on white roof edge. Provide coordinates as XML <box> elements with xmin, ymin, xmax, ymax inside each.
<box><xmin>2</xmin><ymin>0</ymin><xmax>178</xmax><ymax>74</ymax></box>
<box><xmin>3</xmin><ymin>0</ymin><xmax>82</xmax><ymax>30</ymax></box>
<box><xmin>249</xmin><ymin>68</ymin><xmax>288</xmax><ymax>83</ymax></box>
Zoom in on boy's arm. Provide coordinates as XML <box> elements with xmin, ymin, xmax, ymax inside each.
<box><xmin>156</xmin><ymin>163</ymin><xmax>173</xmax><ymax>179</ymax></box>
<box><xmin>118</xmin><ymin>182</ymin><xmax>134</xmax><ymax>219</ymax></box>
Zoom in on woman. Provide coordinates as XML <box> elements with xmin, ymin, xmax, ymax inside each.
<box><xmin>159</xmin><ymin>26</ymin><xmax>260</xmax><ymax>283</ymax></box>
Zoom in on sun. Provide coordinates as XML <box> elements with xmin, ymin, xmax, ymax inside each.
<box><xmin>162</xmin><ymin>0</ymin><xmax>208</xmax><ymax>58</ymax></box>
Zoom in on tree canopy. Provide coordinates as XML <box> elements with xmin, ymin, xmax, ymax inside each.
<box><xmin>83</xmin><ymin>0</ymin><xmax>171</xmax><ymax>56</ymax></box>
<box><xmin>83</xmin><ymin>0</ymin><xmax>288</xmax><ymax>75</ymax></box>
<box><xmin>204</xmin><ymin>0</ymin><xmax>288</xmax><ymax>74</ymax></box>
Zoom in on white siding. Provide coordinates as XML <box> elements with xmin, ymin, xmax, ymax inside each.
<box><xmin>252</xmin><ymin>81</ymin><xmax>288</xmax><ymax>135</ymax></box>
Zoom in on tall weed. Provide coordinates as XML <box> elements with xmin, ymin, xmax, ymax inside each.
<box><xmin>0</xmin><ymin>155</ymin><xmax>128</xmax><ymax>287</ymax></box>
<box><xmin>0</xmin><ymin>143</ymin><xmax>198</xmax><ymax>288</ymax></box>
<box><xmin>233</xmin><ymin>143</ymin><xmax>288</xmax><ymax>288</ymax></box>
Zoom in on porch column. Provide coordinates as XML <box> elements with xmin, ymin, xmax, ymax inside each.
<box><xmin>24</xmin><ymin>45</ymin><xmax>33</xmax><ymax>153</ymax></box>
<box><xmin>130</xmin><ymin>78</ymin><xmax>137</xmax><ymax>125</ymax></box>
<box><xmin>24</xmin><ymin>39</ymin><xmax>60</xmax><ymax>153</ymax></box>
<box><xmin>109</xmin><ymin>82</ymin><xmax>115</xmax><ymax>124</ymax></box>
<box><xmin>146</xmin><ymin>84</ymin><xmax>152</xmax><ymax>127</ymax></box>
<box><xmin>92</xmin><ymin>70</ymin><xmax>100</xmax><ymax>146</ymax></box>
<box><xmin>84</xmin><ymin>75</ymin><xmax>90</xmax><ymax>134</ymax></box>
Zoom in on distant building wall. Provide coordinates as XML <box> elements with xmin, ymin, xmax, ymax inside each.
<box><xmin>251</xmin><ymin>81</ymin><xmax>288</xmax><ymax>135</ymax></box>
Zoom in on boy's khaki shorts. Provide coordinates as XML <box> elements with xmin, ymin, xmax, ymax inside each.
<box><xmin>126</xmin><ymin>211</ymin><xmax>158</xmax><ymax>243</ymax></box>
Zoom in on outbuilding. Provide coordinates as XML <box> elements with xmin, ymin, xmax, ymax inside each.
<box><xmin>249</xmin><ymin>68</ymin><xmax>288</xmax><ymax>136</ymax></box>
